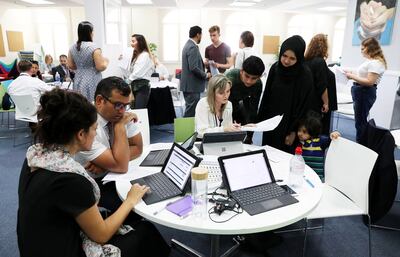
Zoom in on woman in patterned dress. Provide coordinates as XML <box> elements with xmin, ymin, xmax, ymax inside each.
<box><xmin>68</xmin><ymin>21</ymin><xmax>109</xmax><ymax>101</ymax></box>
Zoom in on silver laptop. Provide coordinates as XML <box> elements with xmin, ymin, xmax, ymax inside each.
<box><xmin>218</xmin><ymin>149</ymin><xmax>298</xmax><ymax>216</ymax></box>
<box><xmin>201</xmin><ymin>131</ymin><xmax>246</xmax><ymax>156</ymax></box>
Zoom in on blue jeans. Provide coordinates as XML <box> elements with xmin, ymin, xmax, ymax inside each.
<box><xmin>351</xmin><ymin>83</ymin><xmax>377</xmax><ymax>142</ymax></box>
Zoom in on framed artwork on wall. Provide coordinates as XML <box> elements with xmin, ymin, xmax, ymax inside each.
<box><xmin>352</xmin><ymin>0</ymin><xmax>398</xmax><ymax>45</ymax></box>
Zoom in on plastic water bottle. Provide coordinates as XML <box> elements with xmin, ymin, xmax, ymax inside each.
<box><xmin>54</xmin><ymin>72</ymin><xmax>61</xmax><ymax>87</ymax></box>
<box><xmin>191</xmin><ymin>167</ymin><xmax>208</xmax><ymax>220</ymax></box>
<box><xmin>289</xmin><ymin>146</ymin><xmax>305</xmax><ymax>188</ymax></box>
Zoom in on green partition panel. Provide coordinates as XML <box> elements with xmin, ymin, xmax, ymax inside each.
<box><xmin>174</xmin><ymin>117</ymin><xmax>195</xmax><ymax>142</ymax></box>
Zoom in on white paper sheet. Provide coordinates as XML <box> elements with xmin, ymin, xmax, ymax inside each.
<box><xmin>118</xmin><ymin>47</ymin><xmax>134</xmax><ymax>70</ymax></box>
<box><xmin>241</xmin><ymin>115</ymin><xmax>283</xmax><ymax>132</ymax></box>
<box><xmin>335</xmin><ymin>67</ymin><xmax>349</xmax><ymax>85</ymax></box>
<box><xmin>209</xmin><ymin>60</ymin><xmax>219</xmax><ymax>76</ymax></box>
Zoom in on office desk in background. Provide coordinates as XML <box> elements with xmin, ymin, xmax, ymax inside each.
<box><xmin>113</xmin><ymin>143</ymin><xmax>322</xmax><ymax>257</ymax></box>
<box><xmin>147</xmin><ymin>80</ymin><xmax>178</xmax><ymax>125</ymax></box>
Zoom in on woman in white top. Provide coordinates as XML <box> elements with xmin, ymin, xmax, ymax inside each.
<box><xmin>345</xmin><ymin>37</ymin><xmax>387</xmax><ymax>142</ymax></box>
<box><xmin>234</xmin><ymin>31</ymin><xmax>258</xmax><ymax>69</ymax></box>
<box><xmin>126</xmin><ymin>34</ymin><xmax>154</xmax><ymax>109</ymax></box>
<box><xmin>195</xmin><ymin>74</ymin><xmax>241</xmax><ymax>138</ymax></box>
<box><xmin>43</xmin><ymin>54</ymin><xmax>55</xmax><ymax>74</ymax></box>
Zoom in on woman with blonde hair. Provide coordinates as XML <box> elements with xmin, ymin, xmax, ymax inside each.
<box><xmin>44</xmin><ymin>54</ymin><xmax>55</xmax><ymax>73</ymax></box>
<box><xmin>345</xmin><ymin>37</ymin><xmax>386</xmax><ymax>142</ymax></box>
<box><xmin>305</xmin><ymin>33</ymin><xmax>337</xmax><ymax>134</ymax></box>
<box><xmin>195</xmin><ymin>74</ymin><xmax>241</xmax><ymax>138</ymax></box>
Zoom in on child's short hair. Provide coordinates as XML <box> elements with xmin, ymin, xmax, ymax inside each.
<box><xmin>299</xmin><ymin>111</ymin><xmax>322</xmax><ymax>138</ymax></box>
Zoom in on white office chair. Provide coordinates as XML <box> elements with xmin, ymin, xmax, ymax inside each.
<box><xmin>170</xmin><ymin>78</ymin><xmax>185</xmax><ymax>117</ymax></box>
<box><xmin>303</xmin><ymin>137</ymin><xmax>378</xmax><ymax>257</ymax></box>
<box><xmin>132</xmin><ymin>108</ymin><xmax>150</xmax><ymax>146</ymax></box>
<box><xmin>10</xmin><ymin>94</ymin><xmax>38</xmax><ymax>146</ymax></box>
<box><xmin>11</xmin><ymin>94</ymin><xmax>38</xmax><ymax>123</ymax></box>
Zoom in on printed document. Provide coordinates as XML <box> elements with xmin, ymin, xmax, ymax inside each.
<box><xmin>118</xmin><ymin>47</ymin><xmax>134</xmax><ymax>70</ymax></box>
<box><xmin>335</xmin><ymin>67</ymin><xmax>349</xmax><ymax>85</ymax></box>
<box><xmin>209</xmin><ymin>60</ymin><xmax>219</xmax><ymax>76</ymax></box>
<box><xmin>241</xmin><ymin>115</ymin><xmax>283</xmax><ymax>132</ymax></box>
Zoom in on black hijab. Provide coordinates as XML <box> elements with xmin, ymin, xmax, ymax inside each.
<box><xmin>276</xmin><ymin>35</ymin><xmax>306</xmax><ymax>77</ymax></box>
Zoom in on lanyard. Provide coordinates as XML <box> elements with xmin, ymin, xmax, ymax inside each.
<box><xmin>214</xmin><ymin>113</ymin><xmax>223</xmax><ymax>127</ymax></box>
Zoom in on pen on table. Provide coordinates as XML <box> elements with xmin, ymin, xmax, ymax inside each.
<box><xmin>304</xmin><ymin>177</ymin><xmax>315</xmax><ymax>188</ymax></box>
<box><xmin>153</xmin><ymin>201</ymin><xmax>173</xmax><ymax>215</ymax></box>
<box><xmin>180</xmin><ymin>212</ymin><xmax>192</xmax><ymax>219</ymax></box>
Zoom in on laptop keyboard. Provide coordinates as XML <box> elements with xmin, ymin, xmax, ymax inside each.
<box><xmin>199</xmin><ymin>161</ymin><xmax>222</xmax><ymax>189</ymax></box>
<box><xmin>232</xmin><ymin>183</ymin><xmax>287</xmax><ymax>206</ymax></box>
<box><xmin>146</xmin><ymin>172</ymin><xmax>181</xmax><ymax>198</ymax></box>
<box><xmin>152</xmin><ymin>150</ymin><xmax>170</xmax><ymax>164</ymax></box>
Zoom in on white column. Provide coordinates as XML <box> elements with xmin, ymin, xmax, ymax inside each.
<box><xmin>83</xmin><ymin>0</ymin><xmax>124</xmax><ymax>77</ymax></box>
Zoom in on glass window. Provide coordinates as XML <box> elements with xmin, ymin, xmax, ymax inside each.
<box><xmin>332</xmin><ymin>17</ymin><xmax>346</xmax><ymax>63</ymax></box>
<box><xmin>162</xmin><ymin>10</ymin><xmax>200</xmax><ymax>62</ymax></box>
<box><xmin>287</xmin><ymin>15</ymin><xmax>314</xmax><ymax>45</ymax></box>
<box><xmin>225</xmin><ymin>12</ymin><xmax>256</xmax><ymax>54</ymax></box>
<box><xmin>105</xmin><ymin>0</ymin><xmax>121</xmax><ymax>44</ymax></box>
<box><xmin>35</xmin><ymin>10</ymin><xmax>68</xmax><ymax>59</ymax></box>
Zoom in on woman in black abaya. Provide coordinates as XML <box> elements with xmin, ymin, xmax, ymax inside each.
<box><xmin>258</xmin><ymin>35</ymin><xmax>314</xmax><ymax>153</ymax></box>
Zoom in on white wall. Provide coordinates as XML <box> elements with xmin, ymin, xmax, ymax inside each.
<box><xmin>0</xmin><ymin>3</ymin><xmax>85</xmax><ymax>65</ymax></box>
<box><xmin>123</xmin><ymin>7</ymin><xmax>344</xmax><ymax>75</ymax></box>
<box><xmin>341</xmin><ymin>0</ymin><xmax>400</xmax><ymax>70</ymax></box>
<box><xmin>0</xmin><ymin>3</ymin><xmax>346</xmax><ymax>76</ymax></box>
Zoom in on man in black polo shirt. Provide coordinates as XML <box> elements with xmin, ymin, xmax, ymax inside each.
<box><xmin>225</xmin><ymin>56</ymin><xmax>265</xmax><ymax>144</ymax></box>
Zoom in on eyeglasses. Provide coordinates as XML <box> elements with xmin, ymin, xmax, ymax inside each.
<box><xmin>101</xmin><ymin>94</ymin><xmax>131</xmax><ymax>111</ymax></box>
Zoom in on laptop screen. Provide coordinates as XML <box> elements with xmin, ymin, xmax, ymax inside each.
<box><xmin>221</xmin><ymin>151</ymin><xmax>273</xmax><ymax>192</ymax></box>
<box><xmin>180</xmin><ymin>132</ymin><xmax>197</xmax><ymax>150</ymax></box>
<box><xmin>162</xmin><ymin>144</ymin><xmax>197</xmax><ymax>190</ymax></box>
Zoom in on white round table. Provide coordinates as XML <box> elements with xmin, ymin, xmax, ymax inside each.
<box><xmin>115</xmin><ymin>144</ymin><xmax>322</xmax><ymax>256</ymax></box>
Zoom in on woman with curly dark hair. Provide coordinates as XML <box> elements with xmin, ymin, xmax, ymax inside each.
<box><xmin>17</xmin><ymin>88</ymin><xmax>170</xmax><ymax>257</ymax></box>
<box><xmin>305</xmin><ymin>33</ymin><xmax>337</xmax><ymax>134</ymax></box>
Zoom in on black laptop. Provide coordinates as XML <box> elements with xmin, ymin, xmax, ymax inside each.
<box><xmin>140</xmin><ymin>132</ymin><xmax>198</xmax><ymax>167</ymax></box>
<box><xmin>131</xmin><ymin>142</ymin><xmax>201</xmax><ymax>205</ymax></box>
<box><xmin>218</xmin><ymin>149</ymin><xmax>298</xmax><ymax>216</ymax></box>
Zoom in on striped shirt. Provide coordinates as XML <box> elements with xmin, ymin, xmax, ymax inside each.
<box><xmin>301</xmin><ymin>136</ymin><xmax>331</xmax><ymax>180</ymax></box>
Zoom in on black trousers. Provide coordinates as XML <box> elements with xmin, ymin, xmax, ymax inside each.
<box><xmin>351</xmin><ymin>83</ymin><xmax>377</xmax><ymax>142</ymax></box>
<box><xmin>97</xmin><ymin>181</ymin><xmax>171</xmax><ymax>256</ymax></box>
<box><xmin>109</xmin><ymin>220</ymin><xmax>170</xmax><ymax>257</ymax></box>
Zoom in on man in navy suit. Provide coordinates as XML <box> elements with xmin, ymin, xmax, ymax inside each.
<box><xmin>180</xmin><ymin>26</ymin><xmax>211</xmax><ymax>117</ymax></box>
<box><xmin>52</xmin><ymin>54</ymin><xmax>75</xmax><ymax>82</ymax></box>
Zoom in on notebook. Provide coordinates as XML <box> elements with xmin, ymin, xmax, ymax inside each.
<box><xmin>140</xmin><ymin>132</ymin><xmax>198</xmax><ymax>167</ymax></box>
<box><xmin>200</xmin><ymin>131</ymin><xmax>246</xmax><ymax>156</ymax></box>
<box><xmin>131</xmin><ymin>143</ymin><xmax>201</xmax><ymax>205</ymax></box>
<box><xmin>218</xmin><ymin>149</ymin><xmax>298</xmax><ymax>216</ymax></box>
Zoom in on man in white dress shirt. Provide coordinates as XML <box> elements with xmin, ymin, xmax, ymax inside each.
<box><xmin>7</xmin><ymin>60</ymin><xmax>53</xmax><ymax>107</ymax></box>
<box><xmin>75</xmin><ymin>76</ymin><xmax>143</xmax><ymax>213</ymax></box>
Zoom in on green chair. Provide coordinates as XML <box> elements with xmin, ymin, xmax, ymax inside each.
<box><xmin>0</xmin><ymin>83</ymin><xmax>15</xmax><ymax>128</ymax></box>
<box><xmin>174</xmin><ymin>117</ymin><xmax>195</xmax><ymax>142</ymax></box>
